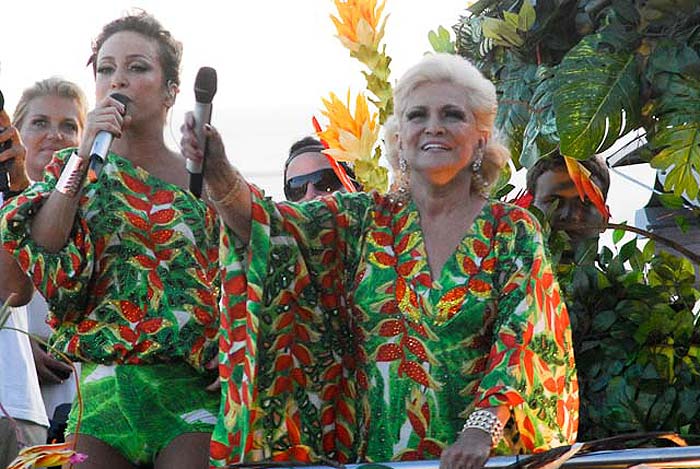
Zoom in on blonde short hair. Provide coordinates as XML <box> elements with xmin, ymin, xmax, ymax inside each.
<box><xmin>13</xmin><ymin>77</ymin><xmax>88</xmax><ymax>131</ymax></box>
<box><xmin>391</xmin><ymin>53</ymin><xmax>509</xmax><ymax>192</ymax></box>
<box><xmin>382</xmin><ymin>115</ymin><xmax>402</xmax><ymax>188</ymax></box>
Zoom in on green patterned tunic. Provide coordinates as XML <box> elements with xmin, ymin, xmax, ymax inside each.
<box><xmin>210</xmin><ymin>188</ymin><xmax>578</xmax><ymax>466</ymax></box>
<box><xmin>0</xmin><ymin>148</ymin><xmax>220</xmax><ymax>371</ymax></box>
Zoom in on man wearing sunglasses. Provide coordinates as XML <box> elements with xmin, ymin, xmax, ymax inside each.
<box><xmin>284</xmin><ymin>136</ymin><xmax>360</xmax><ymax>202</ymax></box>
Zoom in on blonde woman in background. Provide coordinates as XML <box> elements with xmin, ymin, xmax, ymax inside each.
<box><xmin>0</xmin><ymin>76</ymin><xmax>85</xmax><ymax>466</ymax></box>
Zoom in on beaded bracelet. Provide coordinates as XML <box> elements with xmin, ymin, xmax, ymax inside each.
<box><xmin>55</xmin><ymin>150</ymin><xmax>87</xmax><ymax>197</ymax></box>
<box><xmin>461</xmin><ymin>409</ymin><xmax>504</xmax><ymax>448</ymax></box>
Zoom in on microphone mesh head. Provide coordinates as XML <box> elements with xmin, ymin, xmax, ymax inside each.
<box><xmin>110</xmin><ymin>93</ymin><xmax>131</xmax><ymax>113</ymax></box>
<box><xmin>194</xmin><ymin>67</ymin><xmax>217</xmax><ymax>103</ymax></box>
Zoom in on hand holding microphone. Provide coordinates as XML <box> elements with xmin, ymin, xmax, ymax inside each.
<box><xmin>56</xmin><ymin>93</ymin><xmax>130</xmax><ymax>197</ymax></box>
<box><xmin>0</xmin><ymin>89</ymin><xmax>30</xmax><ymax>196</ymax></box>
<box><xmin>186</xmin><ymin>67</ymin><xmax>217</xmax><ymax>198</ymax></box>
<box><xmin>86</xmin><ymin>93</ymin><xmax>130</xmax><ymax>183</ymax></box>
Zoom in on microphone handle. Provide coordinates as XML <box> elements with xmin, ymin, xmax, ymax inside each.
<box><xmin>187</xmin><ymin>102</ymin><xmax>213</xmax><ymax>198</ymax></box>
<box><xmin>87</xmin><ymin>131</ymin><xmax>115</xmax><ymax>183</ymax></box>
<box><xmin>87</xmin><ymin>93</ymin><xmax>129</xmax><ymax>184</ymax></box>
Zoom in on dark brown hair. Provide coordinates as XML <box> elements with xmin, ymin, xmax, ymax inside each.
<box><xmin>526</xmin><ymin>153</ymin><xmax>610</xmax><ymax>197</ymax></box>
<box><xmin>88</xmin><ymin>10</ymin><xmax>182</xmax><ymax>86</ymax></box>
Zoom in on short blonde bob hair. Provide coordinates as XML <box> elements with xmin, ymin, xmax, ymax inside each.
<box><xmin>391</xmin><ymin>53</ymin><xmax>509</xmax><ymax>193</ymax></box>
<box><xmin>12</xmin><ymin>77</ymin><xmax>88</xmax><ymax>131</ymax></box>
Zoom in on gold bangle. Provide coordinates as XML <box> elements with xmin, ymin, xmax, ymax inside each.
<box><xmin>206</xmin><ymin>174</ymin><xmax>244</xmax><ymax>207</ymax></box>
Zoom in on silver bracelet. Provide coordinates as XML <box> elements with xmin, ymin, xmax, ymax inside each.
<box><xmin>55</xmin><ymin>150</ymin><xmax>87</xmax><ymax>197</ymax></box>
<box><xmin>461</xmin><ymin>409</ymin><xmax>504</xmax><ymax>448</ymax></box>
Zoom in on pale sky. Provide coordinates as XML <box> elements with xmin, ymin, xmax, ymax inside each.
<box><xmin>3</xmin><ymin>0</ymin><xmax>474</xmax><ymax>198</ymax></box>
<box><xmin>2</xmin><ymin>0</ymin><xmax>655</xmax><ymax>231</ymax></box>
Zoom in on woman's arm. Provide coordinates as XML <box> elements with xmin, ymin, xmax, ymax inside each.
<box><xmin>30</xmin><ymin>189</ymin><xmax>83</xmax><ymax>252</ymax></box>
<box><xmin>180</xmin><ymin>113</ymin><xmax>252</xmax><ymax>242</ymax></box>
<box><xmin>30</xmin><ymin>95</ymin><xmax>126</xmax><ymax>252</ymax></box>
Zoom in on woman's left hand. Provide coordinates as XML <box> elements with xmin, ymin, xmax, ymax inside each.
<box><xmin>440</xmin><ymin>428</ymin><xmax>492</xmax><ymax>469</ymax></box>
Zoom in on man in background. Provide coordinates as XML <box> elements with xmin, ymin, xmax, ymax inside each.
<box><xmin>526</xmin><ymin>153</ymin><xmax>610</xmax><ymax>256</ymax></box>
<box><xmin>283</xmin><ymin>136</ymin><xmax>359</xmax><ymax>202</ymax></box>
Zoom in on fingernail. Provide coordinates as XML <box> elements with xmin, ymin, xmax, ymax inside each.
<box><xmin>204</xmin><ymin>124</ymin><xmax>212</xmax><ymax>131</ymax></box>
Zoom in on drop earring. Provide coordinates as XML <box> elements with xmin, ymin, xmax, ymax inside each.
<box><xmin>394</xmin><ymin>155</ymin><xmax>410</xmax><ymax>204</ymax></box>
<box><xmin>471</xmin><ymin>143</ymin><xmax>489</xmax><ymax>199</ymax></box>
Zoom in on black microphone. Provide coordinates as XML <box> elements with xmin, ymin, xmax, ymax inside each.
<box><xmin>87</xmin><ymin>92</ymin><xmax>130</xmax><ymax>183</ymax></box>
<box><xmin>0</xmin><ymin>89</ymin><xmax>12</xmax><ymax>194</ymax></box>
<box><xmin>187</xmin><ymin>67</ymin><xmax>217</xmax><ymax>198</ymax></box>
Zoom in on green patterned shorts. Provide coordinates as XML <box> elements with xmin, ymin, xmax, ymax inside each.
<box><xmin>67</xmin><ymin>362</ymin><xmax>220</xmax><ymax>466</ymax></box>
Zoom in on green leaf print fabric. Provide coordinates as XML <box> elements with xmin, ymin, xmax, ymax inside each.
<box><xmin>0</xmin><ymin>148</ymin><xmax>220</xmax><ymax>371</ymax></box>
<box><xmin>210</xmin><ymin>188</ymin><xmax>578</xmax><ymax>467</ymax></box>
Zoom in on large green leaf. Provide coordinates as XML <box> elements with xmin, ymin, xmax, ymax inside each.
<box><xmin>481</xmin><ymin>0</ymin><xmax>537</xmax><ymax>48</ymax></box>
<box><xmin>640</xmin><ymin>0</ymin><xmax>700</xmax><ymax>29</ymax></box>
<box><xmin>650</xmin><ymin>123</ymin><xmax>700</xmax><ymax>199</ymax></box>
<box><xmin>646</xmin><ymin>43</ymin><xmax>700</xmax><ymax>120</ymax></box>
<box><xmin>483</xmin><ymin>17</ymin><xmax>524</xmax><ymax>47</ymax></box>
<box><xmin>553</xmin><ymin>27</ymin><xmax>641</xmax><ymax>159</ymax></box>
<box><xmin>646</xmin><ymin>43</ymin><xmax>700</xmax><ymax>200</ymax></box>
<box><xmin>520</xmin><ymin>65</ymin><xmax>560</xmax><ymax>168</ymax></box>
<box><xmin>494</xmin><ymin>57</ymin><xmax>538</xmax><ymax>167</ymax></box>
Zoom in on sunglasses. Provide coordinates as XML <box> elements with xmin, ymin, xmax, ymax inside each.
<box><xmin>284</xmin><ymin>168</ymin><xmax>345</xmax><ymax>202</ymax></box>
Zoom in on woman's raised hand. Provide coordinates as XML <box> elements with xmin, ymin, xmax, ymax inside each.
<box><xmin>179</xmin><ymin>111</ymin><xmax>228</xmax><ymax>174</ymax></box>
<box><xmin>180</xmin><ymin>111</ymin><xmax>236</xmax><ymax>198</ymax></box>
<box><xmin>0</xmin><ymin>122</ymin><xmax>29</xmax><ymax>192</ymax></box>
<box><xmin>78</xmin><ymin>95</ymin><xmax>129</xmax><ymax>158</ymax></box>
<box><xmin>180</xmin><ymin>111</ymin><xmax>252</xmax><ymax>241</ymax></box>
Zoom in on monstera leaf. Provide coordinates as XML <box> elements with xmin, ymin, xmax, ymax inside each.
<box><xmin>553</xmin><ymin>27</ymin><xmax>641</xmax><ymax>159</ymax></box>
<box><xmin>646</xmin><ymin>43</ymin><xmax>700</xmax><ymax>200</ymax></box>
<box><xmin>494</xmin><ymin>57</ymin><xmax>538</xmax><ymax>167</ymax></box>
<box><xmin>453</xmin><ymin>15</ymin><xmax>496</xmax><ymax>73</ymax></box>
<box><xmin>520</xmin><ymin>65</ymin><xmax>560</xmax><ymax>168</ymax></box>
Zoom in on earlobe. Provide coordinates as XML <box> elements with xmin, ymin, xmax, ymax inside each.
<box><xmin>164</xmin><ymin>81</ymin><xmax>179</xmax><ymax>106</ymax></box>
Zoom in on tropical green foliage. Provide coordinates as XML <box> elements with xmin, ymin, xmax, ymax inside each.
<box><xmin>428</xmin><ymin>26</ymin><xmax>455</xmax><ymax>54</ymax></box>
<box><xmin>544</xmin><ymin>225</ymin><xmax>700</xmax><ymax>440</ymax></box>
<box><xmin>449</xmin><ymin>0</ymin><xmax>700</xmax><ymax>202</ymax></box>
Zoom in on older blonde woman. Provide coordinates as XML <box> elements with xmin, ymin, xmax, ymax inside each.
<box><xmin>182</xmin><ymin>53</ymin><xmax>578</xmax><ymax>468</ymax></box>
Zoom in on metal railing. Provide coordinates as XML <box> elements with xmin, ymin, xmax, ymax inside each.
<box><xmin>261</xmin><ymin>446</ymin><xmax>700</xmax><ymax>469</ymax></box>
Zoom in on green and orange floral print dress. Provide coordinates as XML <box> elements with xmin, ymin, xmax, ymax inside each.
<box><xmin>0</xmin><ymin>148</ymin><xmax>220</xmax><ymax>370</ymax></box>
<box><xmin>211</xmin><ymin>188</ymin><xmax>578</xmax><ymax>467</ymax></box>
